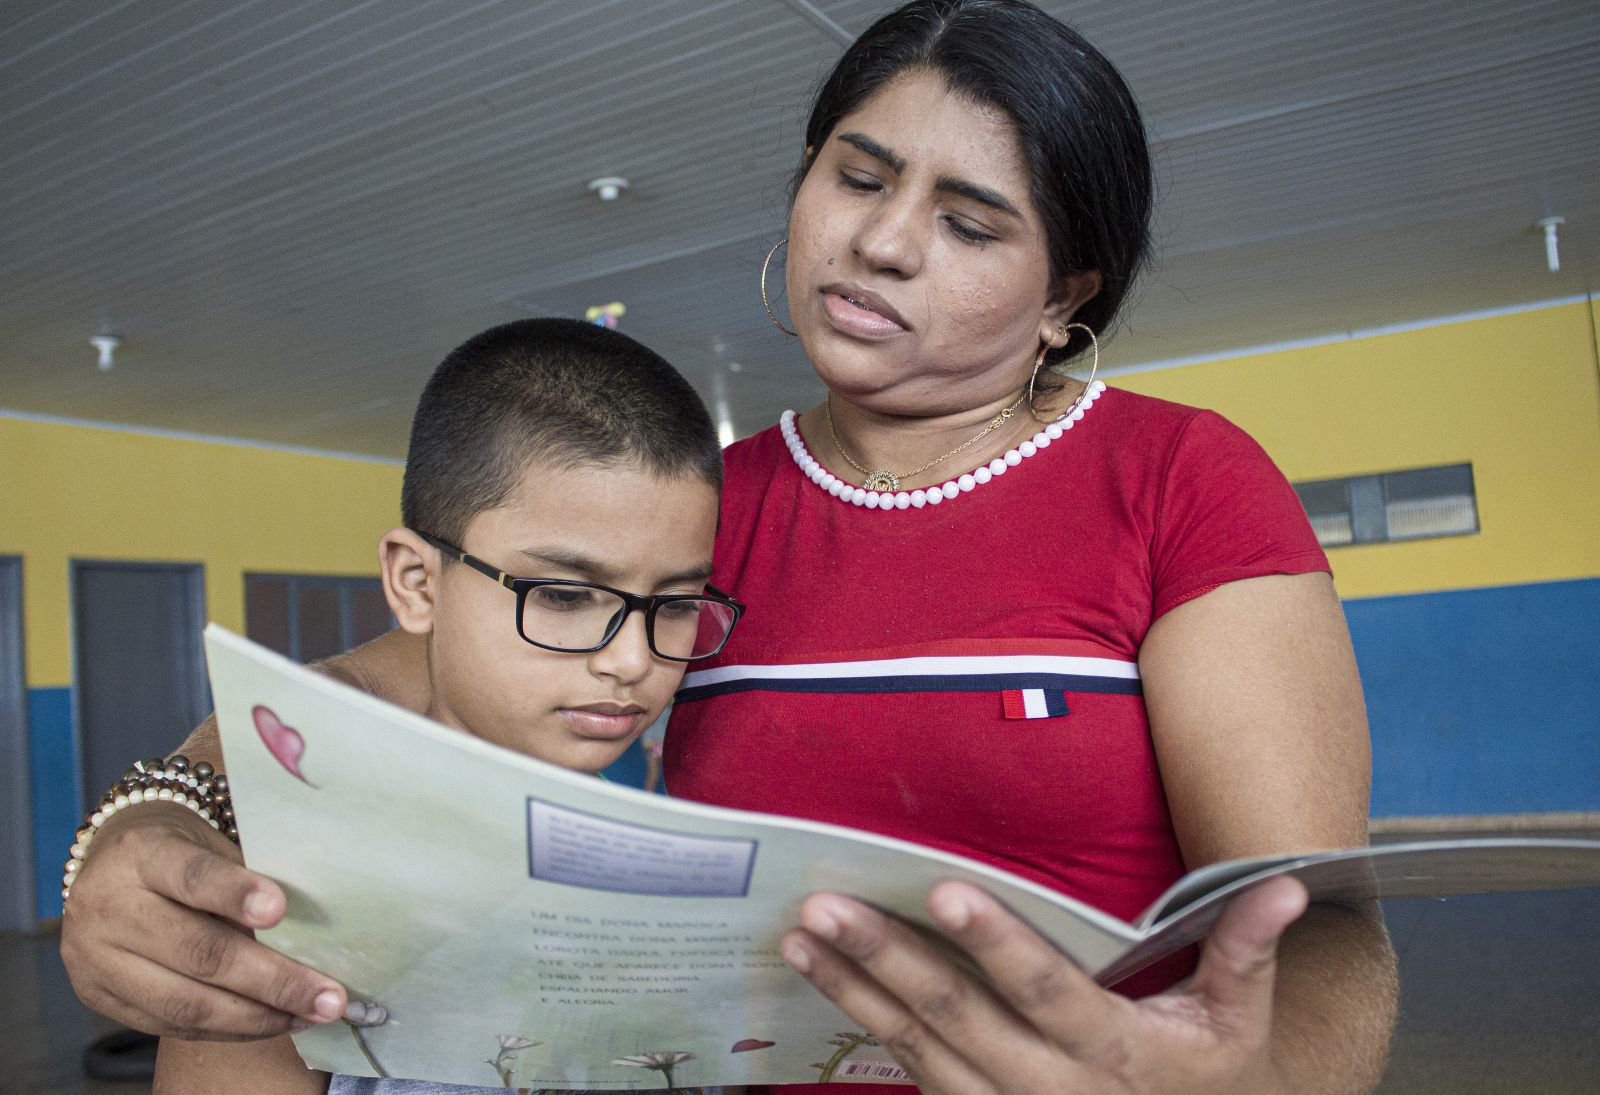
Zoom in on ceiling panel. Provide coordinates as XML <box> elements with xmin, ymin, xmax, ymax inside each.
<box><xmin>0</xmin><ymin>0</ymin><xmax>1594</xmax><ymax>457</ymax></box>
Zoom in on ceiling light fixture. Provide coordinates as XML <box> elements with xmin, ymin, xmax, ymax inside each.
<box><xmin>711</xmin><ymin>368</ymin><xmax>736</xmax><ymax>448</ymax></box>
<box><xmin>90</xmin><ymin>334</ymin><xmax>120</xmax><ymax>371</ymax></box>
<box><xmin>1535</xmin><ymin>216</ymin><xmax>1564</xmax><ymax>273</ymax></box>
<box><xmin>588</xmin><ymin>176</ymin><xmax>629</xmax><ymax>202</ymax></box>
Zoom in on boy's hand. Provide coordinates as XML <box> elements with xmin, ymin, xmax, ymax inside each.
<box><xmin>60</xmin><ymin>802</ymin><xmax>349</xmax><ymax>1040</ymax></box>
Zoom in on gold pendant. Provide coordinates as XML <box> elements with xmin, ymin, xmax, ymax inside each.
<box><xmin>863</xmin><ymin>470</ymin><xmax>900</xmax><ymax>492</ymax></box>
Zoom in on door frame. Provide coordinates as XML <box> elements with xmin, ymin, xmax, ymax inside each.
<box><xmin>69</xmin><ymin>558</ymin><xmax>208</xmax><ymax>812</ymax></box>
<box><xmin>244</xmin><ymin>571</ymin><xmax>388</xmax><ymax>662</ymax></box>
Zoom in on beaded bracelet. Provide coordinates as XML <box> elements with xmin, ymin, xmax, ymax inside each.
<box><xmin>62</xmin><ymin>754</ymin><xmax>237</xmax><ymax>902</ymax></box>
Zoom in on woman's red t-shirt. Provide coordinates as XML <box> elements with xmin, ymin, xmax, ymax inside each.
<box><xmin>666</xmin><ymin>387</ymin><xmax>1329</xmax><ymax>1093</ymax></box>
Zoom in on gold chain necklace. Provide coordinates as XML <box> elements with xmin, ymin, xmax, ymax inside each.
<box><xmin>825</xmin><ymin>390</ymin><xmax>1028</xmax><ymax>493</ymax></box>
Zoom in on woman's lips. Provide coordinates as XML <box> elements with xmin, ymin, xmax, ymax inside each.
<box><xmin>820</xmin><ymin>286</ymin><xmax>908</xmax><ymax>338</ymax></box>
<box><xmin>559</xmin><ymin>704</ymin><xmax>646</xmax><ymax>740</ymax></box>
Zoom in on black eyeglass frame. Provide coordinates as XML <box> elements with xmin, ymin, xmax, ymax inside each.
<box><xmin>416</xmin><ymin>531</ymin><xmax>745</xmax><ymax>662</ymax></box>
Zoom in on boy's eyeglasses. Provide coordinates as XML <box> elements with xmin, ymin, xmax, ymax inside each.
<box><xmin>415</xmin><ymin>532</ymin><xmax>744</xmax><ymax>662</ymax></box>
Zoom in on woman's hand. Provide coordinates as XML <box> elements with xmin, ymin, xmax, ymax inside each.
<box><xmin>59</xmin><ymin>629</ymin><xmax>430</xmax><ymax>1040</ymax></box>
<box><xmin>781</xmin><ymin>877</ymin><xmax>1310</xmax><ymax>1095</ymax></box>
<box><xmin>59</xmin><ymin>799</ymin><xmax>350</xmax><ymax>1040</ymax></box>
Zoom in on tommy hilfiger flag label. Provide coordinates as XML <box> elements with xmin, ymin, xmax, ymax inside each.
<box><xmin>1002</xmin><ymin>688</ymin><xmax>1070</xmax><ymax>719</ymax></box>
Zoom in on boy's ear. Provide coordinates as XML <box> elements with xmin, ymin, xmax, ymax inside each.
<box><xmin>379</xmin><ymin>528</ymin><xmax>439</xmax><ymax>636</ymax></box>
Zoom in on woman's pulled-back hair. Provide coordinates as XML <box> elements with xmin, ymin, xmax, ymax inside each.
<box><xmin>401</xmin><ymin>318</ymin><xmax>722</xmax><ymax>546</ymax></box>
<box><xmin>796</xmin><ymin>0</ymin><xmax>1152</xmax><ymax>362</ymax></box>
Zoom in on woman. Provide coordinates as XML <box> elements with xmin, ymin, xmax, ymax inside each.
<box><xmin>60</xmin><ymin>2</ymin><xmax>1397</xmax><ymax>1092</ymax></box>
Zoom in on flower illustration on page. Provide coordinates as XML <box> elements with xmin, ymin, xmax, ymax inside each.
<box><xmin>813</xmin><ymin>1032</ymin><xmax>881</xmax><ymax>1082</ymax></box>
<box><xmin>486</xmin><ymin>1034</ymin><xmax>539</xmax><ymax>1088</ymax></box>
<box><xmin>612</xmin><ymin>1050</ymin><xmax>696</xmax><ymax>1092</ymax></box>
<box><xmin>731</xmin><ymin>1038</ymin><xmax>775</xmax><ymax>1052</ymax></box>
<box><xmin>252</xmin><ymin>705</ymin><xmax>317</xmax><ymax>786</ymax></box>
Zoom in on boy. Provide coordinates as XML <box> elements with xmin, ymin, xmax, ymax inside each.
<box><xmin>154</xmin><ymin>317</ymin><xmax>738</xmax><ymax>1093</ymax></box>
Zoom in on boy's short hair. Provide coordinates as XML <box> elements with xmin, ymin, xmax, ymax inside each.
<box><xmin>401</xmin><ymin>318</ymin><xmax>723</xmax><ymax>544</ymax></box>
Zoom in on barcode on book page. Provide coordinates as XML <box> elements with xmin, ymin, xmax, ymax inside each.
<box><xmin>837</xmin><ymin>1061</ymin><xmax>912</xmax><ymax>1081</ymax></box>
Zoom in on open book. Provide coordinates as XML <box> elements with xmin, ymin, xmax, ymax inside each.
<box><xmin>204</xmin><ymin>626</ymin><xmax>1600</xmax><ymax>1090</ymax></box>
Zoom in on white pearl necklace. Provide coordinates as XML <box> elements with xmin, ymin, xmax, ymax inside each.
<box><xmin>781</xmin><ymin>380</ymin><xmax>1106</xmax><ymax>510</ymax></box>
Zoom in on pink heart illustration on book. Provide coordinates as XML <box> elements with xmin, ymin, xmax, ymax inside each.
<box><xmin>730</xmin><ymin>1039</ymin><xmax>775</xmax><ymax>1053</ymax></box>
<box><xmin>253</xmin><ymin>705</ymin><xmax>317</xmax><ymax>787</ymax></box>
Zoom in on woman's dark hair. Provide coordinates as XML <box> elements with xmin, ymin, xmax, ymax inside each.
<box><xmin>401</xmin><ymin>318</ymin><xmax>722</xmax><ymax>546</ymax></box>
<box><xmin>795</xmin><ymin>0</ymin><xmax>1152</xmax><ymax>361</ymax></box>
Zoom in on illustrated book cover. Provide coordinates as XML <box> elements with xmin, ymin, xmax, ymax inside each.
<box><xmin>204</xmin><ymin>626</ymin><xmax>1600</xmax><ymax>1089</ymax></box>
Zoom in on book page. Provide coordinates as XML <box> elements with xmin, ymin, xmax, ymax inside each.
<box><xmin>1102</xmin><ymin>839</ymin><xmax>1600</xmax><ymax>987</ymax></box>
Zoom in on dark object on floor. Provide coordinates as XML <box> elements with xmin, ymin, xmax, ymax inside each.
<box><xmin>83</xmin><ymin>1027</ymin><xmax>158</xmax><ymax>1082</ymax></box>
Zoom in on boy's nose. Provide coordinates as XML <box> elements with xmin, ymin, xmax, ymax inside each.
<box><xmin>588</xmin><ymin>609</ymin><xmax>654</xmax><ymax>684</ymax></box>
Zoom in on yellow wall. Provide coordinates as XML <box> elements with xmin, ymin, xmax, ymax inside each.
<box><xmin>0</xmin><ymin>418</ymin><xmax>402</xmax><ymax>687</ymax></box>
<box><xmin>4</xmin><ymin>299</ymin><xmax>1597</xmax><ymax>684</ymax></box>
<box><xmin>1112</xmin><ymin>299</ymin><xmax>1600</xmax><ymax>600</ymax></box>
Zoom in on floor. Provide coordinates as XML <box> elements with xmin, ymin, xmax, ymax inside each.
<box><xmin>5</xmin><ymin>881</ymin><xmax>1597</xmax><ymax>1093</ymax></box>
<box><xmin>2</xmin><ymin>928</ymin><xmax>143</xmax><ymax>1095</ymax></box>
<box><xmin>1373</xmin><ymin>885</ymin><xmax>1600</xmax><ymax>1092</ymax></box>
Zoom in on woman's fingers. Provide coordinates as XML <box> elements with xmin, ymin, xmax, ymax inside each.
<box><xmin>922</xmin><ymin>881</ymin><xmax>1133</xmax><ymax>1061</ymax></box>
<box><xmin>782</xmin><ymin>880</ymin><xmax>1309</xmax><ymax>1095</ymax></box>
<box><xmin>134</xmin><ymin>822</ymin><xmax>285</xmax><ymax>930</ymax></box>
<box><xmin>59</xmin><ymin>805</ymin><xmax>349</xmax><ymax>1038</ymax></box>
<box><xmin>1185</xmin><ymin>875</ymin><xmax>1307</xmax><ymax>1037</ymax></box>
<box><xmin>784</xmin><ymin>892</ymin><xmax>1064</xmax><ymax>1087</ymax></box>
<box><xmin>137</xmin><ymin>894</ymin><xmax>347</xmax><ymax>1032</ymax></box>
<box><xmin>103</xmin><ymin>947</ymin><xmax>328</xmax><ymax>1042</ymax></box>
<box><xmin>780</xmin><ymin>921</ymin><xmax>995</xmax><ymax>1094</ymax></box>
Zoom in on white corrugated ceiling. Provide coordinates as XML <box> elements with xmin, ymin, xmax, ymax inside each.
<box><xmin>1</xmin><ymin>0</ymin><xmax>1595</xmax><ymax>455</ymax></box>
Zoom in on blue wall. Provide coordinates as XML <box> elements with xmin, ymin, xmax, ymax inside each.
<box><xmin>21</xmin><ymin>580</ymin><xmax>1599</xmax><ymax>923</ymax></box>
<box><xmin>27</xmin><ymin>687</ymin><xmax>76</xmax><ymax>922</ymax></box>
<box><xmin>1347</xmin><ymin>577</ymin><xmax>1600</xmax><ymax>816</ymax></box>
<box><xmin>601</xmin><ymin>735</ymin><xmax>657</xmax><ymax>792</ymax></box>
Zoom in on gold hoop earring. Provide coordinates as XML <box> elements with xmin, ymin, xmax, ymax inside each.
<box><xmin>1026</xmin><ymin>342</ymin><xmax>1050</xmax><ymax>423</ymax></box>
<box><xmin>761</xmin><ymin>238</ymin><xmax>797</xmax><ymax>337</ymax></box>
<box><xmin>1028</xmin><ymin>321</ymin><xmax>1100</xmax><ymax>425</ymax></box>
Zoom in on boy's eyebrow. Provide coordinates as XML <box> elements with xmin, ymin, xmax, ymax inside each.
<box><xmin>661</xmin><ymin>564</ymin><xmax>717</xmax><ymax>588</ymax></box>
<box><xmin>836</xmin><ymin>131</ymin><xmax>1023</xmax><ymax>220</ymax></box>
<box><xmin>515</xmin><ymin>547</ymin><xmax>714</xmax><ymax>588</ymax></box>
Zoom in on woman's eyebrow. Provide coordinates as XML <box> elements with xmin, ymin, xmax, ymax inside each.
<box><xmin>836</xmin><ymin>131</ymin><xmax>1021</xmax><ymax>221</ymax></box>
<box><xmin>837</xmin><ymin>131</ymin><xmax>905</xmax><ymax>172</ymax></box>
<box><xmin>935</xmin><ymin>175</ymin><xmax>1023</xmax><ymax>220</ymax></box>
